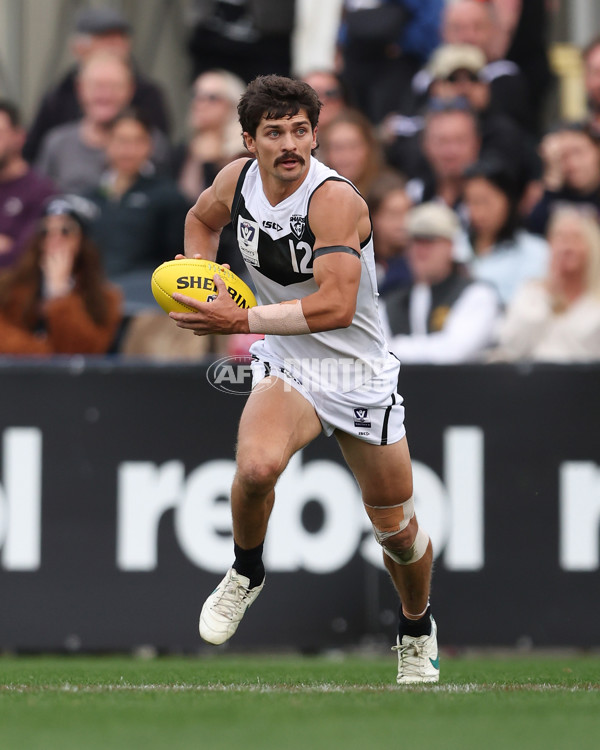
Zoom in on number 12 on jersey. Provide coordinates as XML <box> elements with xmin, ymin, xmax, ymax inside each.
<box><xmin>289</xmin><ymin>239</ymin><xmax>313</xmax><ymax>275</ymax></box>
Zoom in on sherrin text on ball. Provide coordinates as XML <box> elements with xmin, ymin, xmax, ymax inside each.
<box><xmin>151</xmin><ymin>258</ymin><xmax>257</xmax><ymax>314</ymax></box>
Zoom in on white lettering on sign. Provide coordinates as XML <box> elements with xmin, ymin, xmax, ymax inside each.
<box><xmin>0</xmin><ymin>428</ymin><xmax>42</xmax><ymax>570</ymax></box>
<box><xmin>559</xmin><ymin>462</ymin><xmax>600</xmax><ymax>571</ymax></box>
<box><xmin>116</xmin><ymin>427</ymin><xmax>485</xmax><ymax>573</ymax></box>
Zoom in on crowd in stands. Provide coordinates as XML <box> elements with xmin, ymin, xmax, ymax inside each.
<box><xmin>1</xmin><ymin>0</ymin><xmax>600</xmax><ymax>364</ymax></box>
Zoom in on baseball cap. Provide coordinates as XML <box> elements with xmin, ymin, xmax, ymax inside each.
<box><xmin>43</xmin><ymin>195</ymin><xmax>98</xmax><ymax>233</ymax></box>
<box><xmin>75</xmin><ymin>7</ymin><xmax>131</xmax><ymax>36</ymax></box>
<box><xmin>407</xmin><ymin>203</ymin><xmax>459</xmax><ymax>241</ymax></box>
<box><xmin>427</xmin><ymin>44</ymin><xmax>486</xmax><ymax>81</ymax></box>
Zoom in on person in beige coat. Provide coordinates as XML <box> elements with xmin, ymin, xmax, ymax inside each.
<box><xmin>491</xmin><ymin>205</ymin><xmax>600</xmax><ymax>362</ymax></box>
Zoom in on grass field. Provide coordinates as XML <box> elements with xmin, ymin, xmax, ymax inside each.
<box><xmin>1</xmin><ymin>652</ymin><xmax>599</xmax><ymax>750</ymax></box>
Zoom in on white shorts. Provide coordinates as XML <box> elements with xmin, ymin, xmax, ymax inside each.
<box><xmin>250</xmin><ymin>351</ymin><xmax>406</xmax><ymax>446</ymax></box>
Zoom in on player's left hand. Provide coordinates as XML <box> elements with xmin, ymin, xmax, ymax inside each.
<box><xmin>170</xmin><ymin>274</ymin><xmax>248</xmax><ymax>335</ymax></box>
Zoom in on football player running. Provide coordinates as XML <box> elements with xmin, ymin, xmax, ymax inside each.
<box><xmin>169</xmin><ymin>75</ymin><xmax>439</xmax><ymax>685</ymax></box>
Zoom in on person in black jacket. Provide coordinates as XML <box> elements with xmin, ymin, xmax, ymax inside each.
<box><xmin>86</xmin><ymin>109</ymin><xmax>189</xmax><ymax>315</ymax></box>
<box><xmin>24</xmin><ymin>6</ymin><xmax>171</xmax><ymax>163</ymax></box>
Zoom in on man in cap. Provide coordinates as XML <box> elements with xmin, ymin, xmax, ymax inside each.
<box><xmin>379</xmin><ymin>202</ymin><xmax>500</xmax><ymax>362</ymax></box>
<box><xmin>427</xmin><ymin>43</ymin><xmax>541</xmax><ymax>203</ymax></box>
<box><xmin>385</xmin><ymin>43</ymin><xmax>541</xmax><ymax>209</ymax></box>
<box><xmin>24</xmin><ymin>6</ymin><xmax>170</xmax><ymax>162</ymax></box>
<box><xmin>421</xmin><ymin>1</ymin><xmax>533</xmax><ymax>133</ymax></box>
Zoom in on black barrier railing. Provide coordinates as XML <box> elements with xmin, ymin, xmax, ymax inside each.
<box><xmin>0</xmin><ymin>360</ymin><xmax>599</xmax><ymax>651</ymax></box>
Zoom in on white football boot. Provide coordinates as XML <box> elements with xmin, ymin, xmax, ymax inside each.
<box><xmin>393</xmin><ymin>616</ymin><xmax>440</xmax><ymax>685</ymax></box>
<box><xmin>199</xmin><ymin>568</ymin><xmax>265</xmax><ymax>645</ymax></box>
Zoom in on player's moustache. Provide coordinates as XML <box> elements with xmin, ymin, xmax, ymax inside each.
<box><xmin>275</xmin><ymin>152</ymin><xmax>305</xmax><ymax>166</ymax></box>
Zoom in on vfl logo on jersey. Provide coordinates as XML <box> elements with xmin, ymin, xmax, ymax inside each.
<box><xmin>237</xmin><ymin>217</ymin><xmax>260</xmax><ymax>266</ymax></box>
<box><xmin>290</xmin><ymin>214</ymin><xmax>306</xmax><ymax>239</ymax></box>
<box><xmin>353</xmin><ymin>408</ymin><xmax>371</xmax><ymax>428</ymax></box>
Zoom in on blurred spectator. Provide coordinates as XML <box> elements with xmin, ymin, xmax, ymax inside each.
<box><xmin>0</xmin><ymin>196</ymin><xmax>122</xmax><ymax>355</ymax></box>
<box><xmin>172</xmin><ymin>69</ymin><xmax>247</xmax><ymax>203</ymax></box>
<box><xmin>384</xmin><ymin>43</ymin><xmax>542</xmax><ymax>202</ymax></box>
<box><xmin>500</xmin><ymin>0</ymin><xmax>555</xmax><ymax>132</ymax></box>
<box><xmin>463</xmin><ymin>158</ymin><xmax>549</xmax><ymax>305</ymax></box>
<box><xmin>302</xmin><ymin>70</ymin><xmax>350</xmax><ymax>131</ymax></box>
<box><xmin>318</xmin><ymin>108</ymin><xmax>400</xmax><ymax>197</ymax></box>
<box><xmin>583</xmin><ymin>36</ymin><xmax>600</xmax><ymax>137</ymax></box>
<box><xmin>293</xmin><ymin>0</ymin><xmax>344</xmax><ymax>77</ymax></box>
<box><xmin>35</xmin><ymin>53</ymin><xmax>170</xmax><ymax>195</ymax></box>
<box><xmin>338</xmin><ymin>0</ymin><xmax>443</xmax><ymax>123</ymax></box>
<box><xmin>87</xmin><ymin>109</ymin><xmax>189</xmax><ymax>315</ymax></box>
<box><xmin>491</xmin><ymin>206</ymin><xmax>600</xmax><ymax>362</ymax></box>
<box><xmin>119</xmin><ymin>310</ymin><xmax>214</xmax><ymax>361</ymax></box>
<box><xmin>379</xmin><ymin>202</ymin><xmax>500</xmax><ymax>363</ymax></box>
<box><xmin>24</xmin><ymin>6</ymin><xmax>170</xmax><ymax>163</ymax></box>
<box><xmin>187</xmin><ymin>0</ymin><xmax>295</xmax><ymax>83</ymax></box>
<box><xmin>528</xmin><ymin>124</ymin><xmax>600</xmax><ymax>236</ymax></box>
<box><xmin>0</xmin><ymin>101</ymin><xmax>55</xmax><ymax>271</ymax></box>
<box><xmin>405</xmin><ymin>100</ymin><xmax>480</xmax><ymax>218</ymax></box>
<box><xmin>366</xmin><ymin>172</ymin><xmax>412</xmax><ymax>294</ymax></box>
<box><xmin>172</xmin><ymin>69</ymin><xmax>247</xmax><ymax>280</ymax></box>
<box><xmin>413</xmin><ymin>0</ymin><xmax>534</xmax><ymax>134</ymax></box>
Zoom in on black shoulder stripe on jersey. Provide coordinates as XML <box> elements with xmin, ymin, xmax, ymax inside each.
<box><xmin>231</xmin><ymin>159</ymin><xmax>254</xmax><ymax>224</ymax></box>
<box><xmin>313</xmin><ymin>245</ymin><xmax>360</xmax><ymax>260</ymax></box>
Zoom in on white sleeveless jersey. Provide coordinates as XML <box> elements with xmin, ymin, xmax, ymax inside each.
<box><xmin>231</xmin><ymin>156</ymin><xmax>395</xmax><ymax>391</ymax></box>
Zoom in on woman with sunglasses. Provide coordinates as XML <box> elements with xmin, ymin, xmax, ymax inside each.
<box><xmin>172</xmin><ymin>70</ymin><xmax>247</xmax><ymax>203</ymax></box>
<box><xmin>0</xmin><ymin>196</ymin><xmax>122</xmax><ymax>354</ymax></box>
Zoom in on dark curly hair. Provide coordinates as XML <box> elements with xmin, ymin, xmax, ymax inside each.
<box><xmin>237</xmin><ymin>75</ymin><xmax>321</xmax><ymax>139</ymax></box>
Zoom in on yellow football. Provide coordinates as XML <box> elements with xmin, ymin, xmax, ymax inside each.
<box><xmin>151</xmin><ymin>258</ymin><xmax>257</xmax><ymax>314</ymax></box>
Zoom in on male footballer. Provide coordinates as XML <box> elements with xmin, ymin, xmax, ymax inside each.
<box><xmin>170</xmin><ymin>75</ymin><xmax>439</xmax><ymax>684</ymax></box>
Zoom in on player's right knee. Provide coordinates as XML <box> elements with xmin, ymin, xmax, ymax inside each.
<box><xmin>235</xmin><ymin>455</ymin><xmax>283</xmax><ymax>494</ymax></box>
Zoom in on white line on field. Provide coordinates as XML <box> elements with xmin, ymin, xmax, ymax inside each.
<box><xmin>1</xmin><ymin>682</ymin><xmax>598</xmax><ymax>694</ymax></box>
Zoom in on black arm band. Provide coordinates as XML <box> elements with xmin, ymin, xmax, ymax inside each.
<box><xmin>313</xmin><ymin>245</ymin><xmax>360</xmax><ymax>260</ymax></box>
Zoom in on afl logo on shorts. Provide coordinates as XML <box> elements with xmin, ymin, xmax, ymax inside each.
<box><xmin>290</xmin><ymin>214</ymin><xmax>306</xmax><ymax>239</ymax></box>
<box><xmin>353</xmin><ymin>408</ymin><xmax>371</xmax><ymax>428</ymax></box>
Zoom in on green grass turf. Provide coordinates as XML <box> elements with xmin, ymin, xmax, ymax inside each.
<box><xmin>0</xmin><ymin>653</ymin><xmax>599</xmax><ymax>750</ymax></box>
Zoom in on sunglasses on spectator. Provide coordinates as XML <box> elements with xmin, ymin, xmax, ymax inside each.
<box><xmin>426</xmin><ymin>96</ymin><xmax>472</xmax><ymax>114</ymax></box>
<box><xmin>40</xmin><ymin>223</ymin><xmax>80</xmax><ymax>237</ymax></box>
<box><xmin>318</xmin><ymin>88</ymin><xmax>342</xmax><ymax>100</ymax></box>
<box><xmin>194</xmin><ymin>91</ymin><xmax>227</xmax><ymax>102</ymax></box>
<box><xmin>446</xmin><ymin>70</ymin><xmax>480</xmax><ymax>84</ymax></box>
